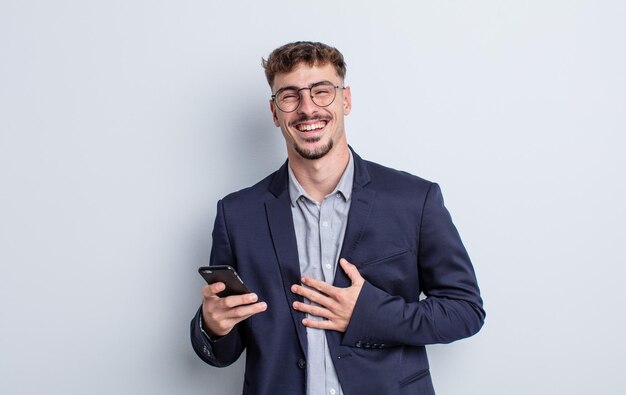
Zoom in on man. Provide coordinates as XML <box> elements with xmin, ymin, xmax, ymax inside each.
<box><xmin>191</xmin><ymin>41</ymin><xmax>485</xmax><ymax>395</ymax></box>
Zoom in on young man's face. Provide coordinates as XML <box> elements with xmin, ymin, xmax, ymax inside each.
<box><xmin>270</xmin><ymin>62</ymin><xmax>352</xmax><ymax>161</ymax></box>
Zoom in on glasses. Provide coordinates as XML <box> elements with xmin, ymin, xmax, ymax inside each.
<box><xmin>271</xmin><ymin>81</ymin><xmax>345</xmax><ymax>113</ymax></box>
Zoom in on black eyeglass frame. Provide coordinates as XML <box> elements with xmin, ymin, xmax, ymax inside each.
<box><xmin>271</xmin><ymin>81</ymin><xmax>345</xmax><ymax>113</ymax></box>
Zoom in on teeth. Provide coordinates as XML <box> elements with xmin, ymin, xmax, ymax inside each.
<box><xmin>297</xmin><ymin>121</ymin><xmax>326</xmax><ymax>131</ymax></box>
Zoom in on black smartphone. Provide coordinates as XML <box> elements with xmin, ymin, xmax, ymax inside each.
<box><xmin>198</xmin><ymin>265</ymin><xmax>250</xmax><ymax>297</ymax></box>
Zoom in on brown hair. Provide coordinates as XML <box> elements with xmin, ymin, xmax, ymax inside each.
<box><xmin>262</xmin><ymin>41</ymin><xmax>347</xmax><ymax>88</ymax></box>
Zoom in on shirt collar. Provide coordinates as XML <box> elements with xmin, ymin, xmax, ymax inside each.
<box><xmin>288</xmin><ymin>150</ymin><xmax>354</xmax><ymax>207</ymax></box>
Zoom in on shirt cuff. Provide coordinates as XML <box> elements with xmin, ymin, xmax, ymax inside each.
<box><xmin>198</xmin><ymin>313</ymin><xmax>223</xmax><ymax>342</ymax></box>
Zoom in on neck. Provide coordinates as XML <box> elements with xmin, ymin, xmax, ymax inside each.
<box><xmin>288</xmin><ymin>142</ymin><xmax>350</xmax><ymax>203</ymax></box>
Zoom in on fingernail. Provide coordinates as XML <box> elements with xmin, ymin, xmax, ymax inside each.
<box><xmin>249</xmin><ymin>294</ymin><xmax>258</xmax><ymax>302</ymax></box>
<box><xmin>291</xmin><ymin>285</ymin><xmax>297</xmax><ymax>292</ymax></box>
<box><xmin>260</xmin><ymin>302</ymin><xmax>267</xmax><ymax>310</ymax></box>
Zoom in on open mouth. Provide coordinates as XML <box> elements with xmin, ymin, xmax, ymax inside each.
<box><xmin>295</xmin><ymin>120</ymin><xmax>328</xmax><ymax>132</ymax></box>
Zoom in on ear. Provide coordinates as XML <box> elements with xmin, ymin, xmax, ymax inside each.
<box><xmin>342</xmin><ymin>86</ymin><xmax>352</xmax><ymax>116</ymax></box>
<box><xmin>269</xmin><ymin>100</ymin><xmax>280</xmax><ymax>126</ymax></box>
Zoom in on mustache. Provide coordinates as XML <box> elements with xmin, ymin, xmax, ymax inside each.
<box><xmin>289</xmin><ymin>115</ymin><xmax>330</xmax><ymax>127</ymax></box>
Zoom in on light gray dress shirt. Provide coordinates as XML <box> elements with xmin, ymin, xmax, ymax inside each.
<box><xmin>288</xmin><ymin>152</ymin><xmax>354</xmax><ymax>395</ymax></box>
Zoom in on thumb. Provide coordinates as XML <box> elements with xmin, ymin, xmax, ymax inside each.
<box><xmin>339</xmin><ymin>258</ymin><xmax>364</xmax><ymax>286</ymax></box>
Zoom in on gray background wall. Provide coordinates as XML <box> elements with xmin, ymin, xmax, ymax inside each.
<box><xmin>1</xmin><ymin>1</ymin><xmax>625</xmax><ymax>394</ymax></box>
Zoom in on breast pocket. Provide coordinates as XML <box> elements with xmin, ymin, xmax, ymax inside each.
<box><xmin>357</xmin><ymin>249</ymin><xmax>419</xmax><ymax>298</ymax></box>
<box><xmin>360</xmin><ymin>249</ymin><xmax>411</xmax><ymax>268</ymax></box>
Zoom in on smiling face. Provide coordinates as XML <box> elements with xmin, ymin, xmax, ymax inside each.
<box><xmin>270</xmin><ymin>62</ymin><xmax>351</xmax><ymax>161</ymax></box>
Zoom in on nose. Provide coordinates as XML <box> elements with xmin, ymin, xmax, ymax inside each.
<box><xmin>297</xmin><ymin>88</ymin><xmax>318</xmax><ymax>114</ymax></box>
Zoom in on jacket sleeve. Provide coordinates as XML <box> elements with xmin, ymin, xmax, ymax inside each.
<box><xmin>190</xmin><ymin>199</ymin><xmax>246</xmax><ymax>366</ymax></box>
<box><xmin>342</xmin><ymin>183</ymin><xmax>485</xmax><ymax>347</ymax></box>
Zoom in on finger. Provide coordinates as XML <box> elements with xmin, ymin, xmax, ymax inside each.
<box><xmin>203</xmin><ymin>300</ymin><xmax>267</xmax><ymax>334</ymax></box>
<box><xmin>301</xmin><ymin>317</ymin><xmax>339</xmax><ymax>331</ymax></box>
<box><xmin>211</xmin><ymin>301</ymin><xmax>267</xmax><ymax>323</ymax></box>
<box><xmin>204</xmin><ymin>282</ymin><xmax>226</xmax><ymax>297</ymax></box>
<box><xmin>340</xmin><ymin>258</ymin><xmax>364</xmax><ymax>286</ymax></box>
<box><xmin>211</xmin><ymin>282</ymin><xmax>227</xmax><ymax>294</ymax></box>
<box><xmin>292</xmin><ymin>301</ymin><xmax>331</xmax><ymax>319</ymax></box>
<box><xmin>291</xmin><ymin>284</ymin><xmax>336</xmax><ymax>309</ymax></box>
<box><xmin>300</xmin><ymin>276</ymin><xmax>337</xmax><ymax>297</ymax></box>
<box><xmin>222</xmin><ymin>293</ymin><xmax>259</xmax><ymax>308</ymax></box>
<box><xmin>227</xmin><ymin>301</ymin><xmax>268</xmax><ymax>320</ymax></box>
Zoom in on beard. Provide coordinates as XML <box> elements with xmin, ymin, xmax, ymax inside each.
<box><xmin>293</xmin><ymin>136</ymin><xmax>334</xmax><ymax>160</ymax></box>
<box><xmin>288</xmin><ymin>114</ymin><xmax>334</xmax><ymax>160</ymax></box>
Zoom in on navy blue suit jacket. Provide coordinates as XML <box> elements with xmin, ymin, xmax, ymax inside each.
<box><xmin>191</xmin><ymin>150</ymin><xmax>485</xmax><ymax>394</ymax></box>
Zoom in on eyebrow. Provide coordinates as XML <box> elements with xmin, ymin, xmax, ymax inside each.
<box><xmin>274</xmin><ymin>80</ymin><xmax>334</xmax><ymax>94</ymax></box>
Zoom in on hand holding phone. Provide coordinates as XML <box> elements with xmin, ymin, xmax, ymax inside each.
<box><xmin>198</xmin><ymin>265</ymin><xmax>266</xmax><ymax>337</ymax></box>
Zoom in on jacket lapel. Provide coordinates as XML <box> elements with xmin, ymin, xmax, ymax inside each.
<box><xmin>334</xmin><ymin>150</ymin><xmax>375</xmax><ymax>288</ymax></box>
<box><xmin>265</xmin><ymin>162</ymin><xmax>308</xmax><ymax>356</ymax></box>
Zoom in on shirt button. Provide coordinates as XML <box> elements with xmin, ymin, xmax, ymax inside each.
<box><xmin>321</xmin><ymin>221</ymin><xmax>329</xmax><ymax>227</ymax></box>
<box><xmin>297</xmin><ymin>358</ymin><xmax>306</xmax><ymax>369</ymax></box>
<box><xmin>325</xmin><ymin>263</ymin><xmax>331</xmax><ymax>270</ymax></box>
<box><xmin>329</xmin><ymin>389</ymin><xmax>336</xmax><ymax>395</ymax></box>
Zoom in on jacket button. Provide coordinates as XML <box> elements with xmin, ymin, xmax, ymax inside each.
<box><xmin>297</xmin><ymin>359</ymin><xmax>306</xmax><ymax>369</ymax></box>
